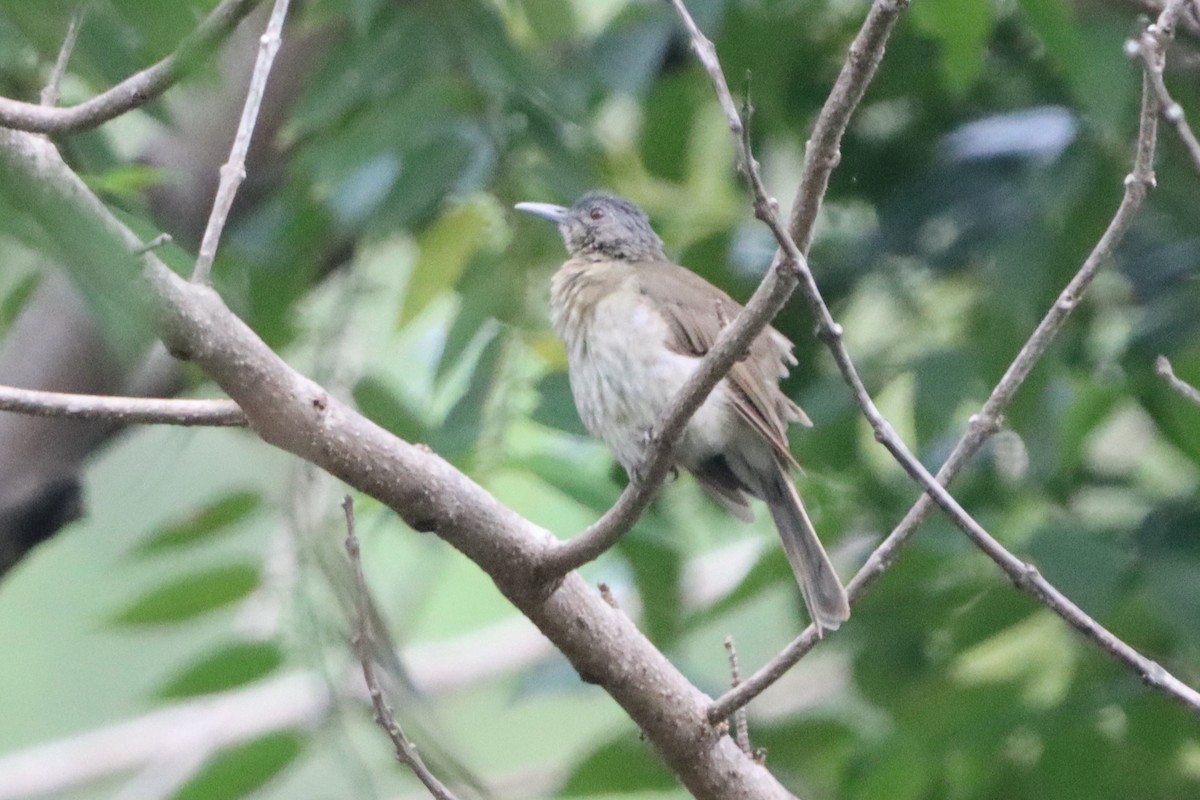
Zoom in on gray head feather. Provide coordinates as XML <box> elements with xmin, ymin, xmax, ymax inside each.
<box><xmin>515</xmin><ymin>192</ymin><xmax>666</xmax><ymax>260</ymax></box>
<box><xmin>562</xmin><ymin>193</ymin><xmax>665</xmax><ymax>261</ymax></box>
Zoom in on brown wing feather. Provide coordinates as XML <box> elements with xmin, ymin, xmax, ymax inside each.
<box><xmin>635</xmin><ymin>261</ymin><xmax>808</xmax><ymax>468</ymax></box>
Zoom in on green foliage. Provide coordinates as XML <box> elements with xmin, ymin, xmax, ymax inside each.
<box><xmin>109</xmin><ymin>564</ymin><xmax>260</xmax><ymax>625</ymax></box>
<box><xmin>173</xmin><ymin>732</ymin><xmax>304</xmax><ymax>800</ymax></box>
<box><xmin>562</xmin><ymin>734</ymin><xmax>677</xmax><ymax>794</ymax></box>
<box><xmin>1</xmin><ymin>0</ymin><xmax>1199</xmax><ymax>798</ymax></box>
<box><xmin>154</xmin><ymin>641</ymin><xmax>285</xmax><ymax>699</ymax></box>
<box><xmin>134</xmin><ymin>492</ymin><xmax>264</xmax><ymax>556</ymax></box>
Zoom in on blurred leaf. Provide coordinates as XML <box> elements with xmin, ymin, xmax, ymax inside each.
<box><xmin>590</xmin><ymin>2</ymin><xmax>673</xmax><ymax>96</ymax></box>
<box><xmin>619</xmin><ymin>527</ymin><xmax>683</xmax><ymax>644</ymax></box>
<box><xmin>432</xmin><ymin>331</ymin><xmax>503</xmax><ymax>464</ymax></box>
<box><xmin>520</xmin><ymin>0</ymin><xmax>576</xmax><ymax>44</ymax></box>
<box><xmin>437</xmin><ymin>251</ymin><xmax>525</xmax><ymax>382</ymax></box>
<box><xmin>518</xmin><ymin>454</ymin><xmax>620</xmax><ymax>512</ymax></box>
<box><xmin>531</xmin><ymin>371</ymin><xmax>588</xmax><ymax>437</ymax></box>
<box><xmin>913</xmin><ymin>349</ymin><xmax>976</xmax><ymax>453</ymax></box>
<box><xmin>561</xmin><ymin>734</ymin><xmax>676</xmax><ymax>794</ymax></box>
<box><xmin>172</xmin><ymin>732</ymin><xmax>304</xmax><ymax>800</ymax></box>
<box><xmin>135</xmin><ymin>492</ymin><xmax>263</xmax><ymax>557</ymax></box>
<box><xmin>754</xmin><ymin>717</ymin><xmax>860</xmax><ymax>795</ymax></box>
<box><xmin>1027</xmin><ymin>526</ymin><xmax>1132</xmax><ymax>619</ymax></box>
<box><xmin>84</xmin><ymin>164</ymin><xmax>169</xmax><ymax>203</ymax></box>
<box><xmin>846</xmin><ymin>735</ymin><xmax>933</xmax><ymax>800</ymax></box>
<box><xmin>910</xmin><ymin>0</ymin><xmax>992</xmax><ymax>94</ymax></box>
<box><xmin>690</xmin><ymin>546</ymin><xmax>785</xmax><ymax>623</ymax></box>
<box><xmin>110</xmin><ymin>564</ymin><xmax>260</xmax><ymax>625</ymax></box>
<box><xmin>0</xmin><ymin>270</ymin><xmax>38</xmax><ymax>334</ymax></box>
<box><xmin>353</xmin><ymin>375</ymin><xmax>431</xmax><ymax>443</ymax></box>
<box><xmin>401</xmin><ymin>194</ymin><xmax>505</xmax><ymax>326</ymax></box>
<box><xmin>155</xmin><ymin>641</ymin><xmax>284</xmax><ymax>699</ymax></box>
<box><xmin>951</xmin><ymin>612</ymin><xmax>1077</xmax><ymax>707</ymax></box>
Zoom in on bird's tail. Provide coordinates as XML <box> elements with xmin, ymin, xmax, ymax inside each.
<box><xmin>762</xmin><ymin>467</ymin><xmax>850</xmax><ymax>632</ymax></box>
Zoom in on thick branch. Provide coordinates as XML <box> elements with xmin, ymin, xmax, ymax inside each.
<box><xmin>0</xmin><ymin>128</ymin><xmax>794</xmax><ymax>800</ymax></box>
<box><xmin>0</xmin><ymin>0</ymin><xmax>262</xmax><ymax>134</ymax></box>
<box><xmin>0</xmin><ymin>384</ymin><xmax>245</xmax><ymax>426</ymax></box>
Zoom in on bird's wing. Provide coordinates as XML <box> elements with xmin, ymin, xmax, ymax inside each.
<box><xmin>635</xmin><ymin>261</ymin><xmax>809</xmax><ymax>469</ymax></box>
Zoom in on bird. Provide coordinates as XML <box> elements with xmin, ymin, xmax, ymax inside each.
<box><xmin>515</xmin><ymin>192</ymin><xmax>850</xmax><ymax>632</ymax></box>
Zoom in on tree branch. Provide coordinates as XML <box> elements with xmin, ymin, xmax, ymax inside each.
<box><xmin>1156</xmin><ymin>355</ymin><xmax>1200</xmax><ymax>406</ymax></box>
<box><xmin>787</xmin><ymin>0</ymin><xmax>910</xmax><ymax>253</ymax></box>
<box><xmin>0</xmin><ymin>384</ymin><xmax>245</xmax><ymax>426</ymax></box>
<box><xmin>0</xmin><ymin>0</ymin><xmax>262</xmax><ymax>134</ymax></box>
<box><xmin>191</xmin><ymin>0</ymin><xmax>291</xmax><ymax>283</ymax></box>
<box><xmin>1131</xmin><ymin>0</ymin><xmax>1200</xmax><ymax>175</ymax></box>
<box><xmin>38</xmin><ymin>2</ymin><xmax>88</xmax><ymax>108</ymax></box>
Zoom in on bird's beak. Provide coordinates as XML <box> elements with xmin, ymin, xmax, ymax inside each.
<box><xmin>514</xmin><ymin>201</ymin><xmax>569</xmax><ymax>224</ymax></box>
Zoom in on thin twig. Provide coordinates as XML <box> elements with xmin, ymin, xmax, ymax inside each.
<box><xmin>135</xmin><ymin>233</ymin><xmax>174</xmax><ymax>255</ymax></box>
<box><xmin>709</xmin><ymin>16</ymin><xmax>1198</xmax><ymax>719</ymax></box>
<box><xmin>723</xmin><ymin>636</ymin><xmax>751</xmax><ymax>756</ymax></box>
<box><xmin>0</xmin><ymin>384</ymin><xmax>246</xmax><ymax>426</ymax></box>
<box><xmin>787</xmin><ymin>0</ymin><xmax>909</xmax><ymax>253</ymax></box>
<box><xmin>0</xmin><ymin>0</ymin><xmax>262</xmax><ymax>134</ymax></box>
<box><xmin>342</xmin><ymin>497</ymin><xmax>461</xmax><ymax>800</ymax></box>
<box><xmin>1156</xmin><ymin>355</ymin><xmax>1200</xmax><ymax>406</ymax></box>
<box><xmin>39</xmin><ymin>2</ymin><xmax>88</xmax><ymax>108</ymax></box>
<box><xmin>192</xmin><ymin>0</ymin><xmax>291</xmax><ymax>283</ymax></box>
<box><xmin>1131</xmin><ymin>0</ymin><xmax>1200</xmax><ymax>175</ymax></box>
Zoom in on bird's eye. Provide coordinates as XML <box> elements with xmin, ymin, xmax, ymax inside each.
<box><xmin>589</xmin><ymin>208</ymin><xmax>605</xmax><ymax>221</ymax></box>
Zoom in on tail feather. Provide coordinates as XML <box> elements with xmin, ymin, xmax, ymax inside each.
<box><xmin>761</xmin><ymin>468</ymin><xmax>850</xmax><ymax>632</ymax></box>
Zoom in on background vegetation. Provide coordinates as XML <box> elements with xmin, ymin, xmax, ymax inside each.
<box><xmin>0</xmin><ymin>0</ymin><xmax>1198</xmax><ymax>798</ymax></box>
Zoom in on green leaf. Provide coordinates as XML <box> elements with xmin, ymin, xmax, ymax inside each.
<box><xmin>518</xmin><ymin>454</ymin><xmax>620</xmax><ymax>512</ymax></box>
<box><xmin>561</xmin><ymin>734</ymin><xmax>676</xmax><ymax>794</ymax></box>
<box><xmin>619</xmin><ymin>529</ymin><xmax>683</xmax><ymax>645</ymax></box>
<box><xmin>433</xmin><ymin>331</ymin><xmax>503</xmax><ymax>464</ymax></box>
<box><xmin>353</xmin><ymin>375</ymin><xmax>431</xmax><ymax>443</ymax></box>
<box><xmin>913</xmin><ymin>349</ymin><xmax>976</xmax><ymax>453</ymax></box>
<box><xmin>400</xmin><ymin>194</ymin><xmax>506</xmax><ymax>326</ymax></box>
<box><xmin>846</xmin><ymin>735</ymin><xmax>934</xmax><ymax>800</ymax></box>
<box><xmin>689</xmin><ymin>546</ymin><xmax>786</xmax><ymax>622</ymax></box>
<box><xmin>109</xmin><ymin>564</ymin><xmax>260</xmax><ymax>625</ymax></box>
<box><xmin>135</xmin><ymin>492</ymin><xmax>263</xmax><ymax>556</ymax></box>
<box><xmin>910</xmin><ymin>0</ymin><xmax>992</xmax><ymax>94</ymax></box>
<box><xmin>172</xmin><ymin>732</ymin><xmax>304</xmax><ymax>800</ymax></box>
<box><xmin>83</xmin><ymin>164</ymin><xmax>169</xmax><ymax>203</ymax></box>
<box><xmin>436</xmin><ymin>251</ymin><xmax>525</xmax><ymax>382</ymax></box>
<box><xmin>154</xmin><ymin>642</ymin><xmax>285</xmax><ymax>699</ymax></box>
<box><xmin>0</xmin><ymin>270</ymin><xmax>39</xmax><ymax>335</ymax></box>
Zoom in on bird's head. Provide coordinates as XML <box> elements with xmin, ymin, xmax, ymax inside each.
<box><xmin>515</xmin><ymin>192</ymin><xmax>665</xmax><ymax>262</ymax></box>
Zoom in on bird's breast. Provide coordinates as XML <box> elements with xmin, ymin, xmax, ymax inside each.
<box><xmin>549</xmin><ymin>262</ymin><xmax>734</xmax><ymax>472</ymax></box>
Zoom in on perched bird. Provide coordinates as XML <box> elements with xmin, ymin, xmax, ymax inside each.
<box><xmin>515</xmin><ymin>192</ymin><xmax>850</xmax><ymax>632</ymax></box>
